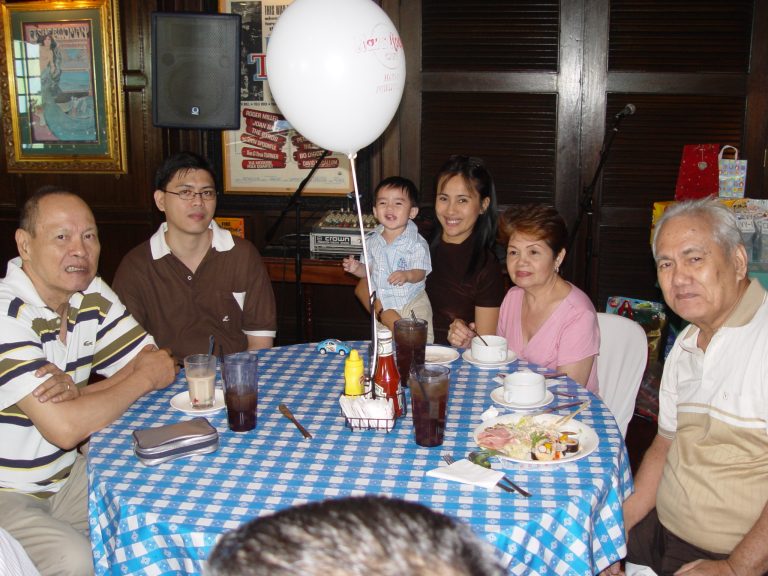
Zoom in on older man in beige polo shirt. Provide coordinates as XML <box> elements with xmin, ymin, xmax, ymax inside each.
<box><xmin>607</xmin><ymin>199</ymin><xmax>768</xmax><ymax>576</ymax></box>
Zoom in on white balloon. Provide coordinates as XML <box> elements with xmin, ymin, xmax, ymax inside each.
<box><xmin>266</xmin><ymin>0</ymin><xmax>406</xmax><ymax>155</ymax></box>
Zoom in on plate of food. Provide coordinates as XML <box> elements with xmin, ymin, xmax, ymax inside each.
<box><xmin>461</xmin><ymin>349</ymin><xmax>517</xmax><ymax>368</ymax></box>
<box><xmin>473</xmin><ymin>413</ymin><xmax>598</xmax><ymax>464</ymax></box>
<box><xmin>425</xmin><ymin>345</ymin><xmax>460</xmax><ymax>365</ymax></box>
<box><xmin>170</xmin><ymin>389</ymin><xmax>225</xmax><ymax>416</ymax></box>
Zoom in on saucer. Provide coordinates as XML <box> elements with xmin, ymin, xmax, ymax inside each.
<box><xmin>490</xmin><ymin>387</ymin><xmax>554</xmax><ymax>410</ymax></box>
<box><xmin>170</xmin><ymin>389</ymin><xmax>225</xmax><ymax>415</ymax></box>
<box><xmin>461</xmin><ymin>349</ymin><xmax>517</xmax><ymax>368</ymax></box>
<box><xmin>425</xmin><ymin>345</ymin><xmax>460</xmax><ymax>365</ymax></box>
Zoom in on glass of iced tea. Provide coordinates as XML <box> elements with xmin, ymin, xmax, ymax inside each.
<box><xmin>222</xmin><ymin>352</ymin><xmax>258</xmax><ymax>432</ymax></box>
<box><xmin>409</xmin><ymin>364</ymin><xmax>450</xmax><ymax>447</ymax></box>
<box><xmin>393</xmin><ymin>317</ymin><xmax>428</xmax><ymax>387</ymax></box>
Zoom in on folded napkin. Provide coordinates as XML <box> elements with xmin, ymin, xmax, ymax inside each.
<box><xmin>339</xmin><ymin>394</ymin><xmax>394</xmax><ymax>420</ymax></box>
<box><xmin>481</xmin><ymin>405</ymin><xmax>499</xmax><ymax>421</ymax></box>
<box><xmin>426</xmin><ymin>458</ymin><xmax>504</xmax><ymax>490</ymax></box>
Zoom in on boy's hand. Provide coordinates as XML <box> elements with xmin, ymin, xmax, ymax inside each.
<box><xmin>342</xmin><ymin>255</ymin><xmax>365</xmax><ymax>278</ymax></box>
<box><xmin>387</xmin><ymin>270</ymin><xmax>409</xmax><ymax>286</ymax></box>
<box><xmin>388</xmin><ymin>269</ymin><xmax>424</xmax><ymax>286</ymax></box>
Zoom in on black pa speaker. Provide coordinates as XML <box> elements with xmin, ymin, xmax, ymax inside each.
<box><xmin>152</xmin><ymin>12</ymin><xmax>241</xmax><ymax>129</ymax></box>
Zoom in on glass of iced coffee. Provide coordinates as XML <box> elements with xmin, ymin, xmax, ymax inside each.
<box><xmin>184</xmin><ymin>353</ymin><xmax>217</xmax><ymax>409</ymax></box>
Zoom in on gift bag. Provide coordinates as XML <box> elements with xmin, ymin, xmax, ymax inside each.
<box><xmin>674</xmin><ymin>144</ymin><xmax>719</xmax><ymax>200</ymax></box>
<box><xmin>718</xmin><ymin>145</ymin><xmax>747</xmax><ymax>198</ymax></box>
<box><xmin>605</xmin><ymin>296</ymin><xmax>667</xmax><ymax>365</ymax></box>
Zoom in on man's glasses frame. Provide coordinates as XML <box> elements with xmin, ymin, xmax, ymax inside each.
<box><xmin>161</xmin><ymin>189</ymin><xmax>218</xmax><ymax>201</ymax></box>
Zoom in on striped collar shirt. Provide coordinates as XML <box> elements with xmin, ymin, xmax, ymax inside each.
<box><xmin>0</xmin><ymin>258</ymin><xmax>153</xmax><ymax>496</ymax></box>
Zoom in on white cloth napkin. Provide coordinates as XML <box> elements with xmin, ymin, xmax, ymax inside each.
<box><xmin>426</xmin><ymin>458</ymin><xmax>504</xmax><ymax>489</ymax></box>
<box><xmin>481</xmin><ymin>405</ymin><xmax>499</xmax><ymax>421</ymax></box>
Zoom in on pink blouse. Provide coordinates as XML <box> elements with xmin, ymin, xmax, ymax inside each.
<box><xmin>497</xmin><ymin>284</ymin><xmax>600</xmax><ymax>392</ymax></box>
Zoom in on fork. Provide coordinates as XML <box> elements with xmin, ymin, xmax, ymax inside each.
<box><xmin>443</xmin><ymin>455</ymin><xmax>529</xmax><ymax>496</ymax></box>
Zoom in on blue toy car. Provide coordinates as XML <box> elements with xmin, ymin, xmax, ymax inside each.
<box><xmin>315</xmin><ymin>339</ymin><xmax>352</xmax><ymax>357</ymax></box>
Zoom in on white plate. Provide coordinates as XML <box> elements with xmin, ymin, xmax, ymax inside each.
<box><xmin>170</xmin><ymin>389</ymin><xmax>225</xmax><ymax>415</ymax></box>
<box><xmin>473</xmin><ymin>413</ymin><xmax>598</xmax><ymax>464</ymax></box>
<box><xmin>490</xmin><ymin>387</ymin><xmax>554</xmax><ymax>410</ymax></box>
<box><xmin>424</xmin><ymin>345</ymin><xmax>460</xmax><ymax>365</ymax></box>
<box><xmin>461</xmin><ymin>349</ymin><xmax>517</xmax><ymax>368</ymax></box>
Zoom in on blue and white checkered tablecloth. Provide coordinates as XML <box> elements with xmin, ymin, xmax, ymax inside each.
<box><xmin>88</xmin><ymin>342</ymin><xmax>633</xmax><ymax>576</ymax></box>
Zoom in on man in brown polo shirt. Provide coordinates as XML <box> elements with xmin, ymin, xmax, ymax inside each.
<box><xmin>113</xmin><ymin>152</ymin><xmax>276</xmax><ymax>360</ymax></box>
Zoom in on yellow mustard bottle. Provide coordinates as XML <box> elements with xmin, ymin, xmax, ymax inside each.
<box><xmin>344</xmin><ymin>349</ymin><xmax>365</xmax><ymax>395</ymax></box>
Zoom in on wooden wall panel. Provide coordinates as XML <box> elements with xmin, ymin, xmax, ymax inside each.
<box><xmin>601</xmin><ymin>95</ymin><xmax>746</xmax><ymax>210</ymax></box>
<box><xmin>3</xmin><ymin>0</ymin><xmax>766</xmax><ymax>342</ymax></box>
<box><xmin>402</xmin><ymin>0</ymin><xmax>767</xmax><ymax>305</ymax></box>
<box><xmin>420</xmin><ymin>92</ymin><xmax>557</xmax><ymax>206</ymax></box>
<box><xmin>594</xmin><ymin>226</ymin><xmax>660</xmax><ymax>308</ymax></box>
<box><xmin>422</xmin><ymin>0</ymin><xmax>560</xmax><ymax>72</ymax></box>
<box><xmin>609</xmin><ymin>0</ymin><xmax>753</xmax><ymax>72</ymax></box>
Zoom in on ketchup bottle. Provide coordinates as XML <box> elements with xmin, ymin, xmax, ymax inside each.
<box><xmin>373</xmin><ymin>328</ymin><xmax>403</xmax><ymax>417</ymax></box>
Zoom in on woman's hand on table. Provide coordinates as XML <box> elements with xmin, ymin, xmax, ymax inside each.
<box><xmin>32</xmin><ymin>363</ymin><xmax>79</xmax><ymax>403</ymax></box>
<box><xmin>447</xmin><ymin>319</ymin><xmax>476</xmax><ymax>348</ymax></box>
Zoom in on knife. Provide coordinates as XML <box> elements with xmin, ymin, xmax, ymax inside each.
<box><xmin>279</xmin><ymin>403</ymin><xmax>313</xmax><ymax>439</ymax></box>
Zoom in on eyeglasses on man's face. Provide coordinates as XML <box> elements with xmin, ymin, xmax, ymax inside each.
<box><xmin>162</xmin><ymin>188</ymin><xmax>218</xmax><ymax>201</ymax></box>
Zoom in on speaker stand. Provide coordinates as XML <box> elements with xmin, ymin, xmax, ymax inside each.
<box><xmin>265</xmin><ymin>150</ymin><xmax>330</xmax><ymax>343</ymax></box>
<box><xmin>566</xmin><ymin>113</ymin><xmax>628</xmax><ymax>296</ymax></box>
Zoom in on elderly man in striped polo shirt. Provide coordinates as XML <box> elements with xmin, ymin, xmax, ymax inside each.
<box><xmin>0</xmin><ymin>187</ymin><xmax>176</xmax><ymax>575</ymax></box>
<box><xmin>605</xmin><ymin>198</ymin><xmax>768</xmax><ymax>576</ymax></box>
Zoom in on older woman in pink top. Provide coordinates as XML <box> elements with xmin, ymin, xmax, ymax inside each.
<box><xmin>448</xmin><ymin>204</ymin><xmax>599</xmax><ymax>391</ymax></box>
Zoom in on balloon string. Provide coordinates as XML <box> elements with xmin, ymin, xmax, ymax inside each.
<box><xmin>349</xmin><ymin>152</ymin><xmax>378</xmax><ymax>378</ymax></box>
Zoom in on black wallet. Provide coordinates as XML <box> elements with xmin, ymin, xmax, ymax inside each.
<box><xmin>133</xmin><ymin>417</ymin><xmax>219</xmax><ymax>466</ymax></box>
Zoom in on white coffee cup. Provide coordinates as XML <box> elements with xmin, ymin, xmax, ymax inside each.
<box><xmin>471</xmin><ymin>335</ymin><xmax>508</xmax><ymax>363</ymax></box>
<box><xmin>503</xmin><ymin>371</ymin><xmax>546</xmax><ymax>405</ymax></box>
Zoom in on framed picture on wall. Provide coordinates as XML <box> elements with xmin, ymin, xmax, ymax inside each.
<box><xmin>219</xmin><ymin>0</ymin><xmax>353</xmax><ymax>195</ymax></box>
<box><xmin>0</xmin><ymin>0</ymin><xmax>127</xmax><ymax>173</ymax></box>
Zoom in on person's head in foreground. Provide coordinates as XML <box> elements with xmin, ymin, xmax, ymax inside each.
<box><xmin>206</xmin><ymin>496</ymin><xmax>506</xmax><ymax>576</ymax></box>
<box><xmin>652</xmin><ymin>197</ymin><xmax>749</xmax><ymax>335</ymax></box>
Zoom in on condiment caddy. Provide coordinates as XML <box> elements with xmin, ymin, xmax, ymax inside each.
<box><xmin>339</xmin><ymin>330</ymin><xmax>405</xmax><ymax>432</ymax></box>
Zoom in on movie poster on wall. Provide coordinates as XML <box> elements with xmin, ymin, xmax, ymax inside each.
<box><xmin>219</xmin><ymin>0</ymin><xmax>353</xmax><ymax>195</ymax></box>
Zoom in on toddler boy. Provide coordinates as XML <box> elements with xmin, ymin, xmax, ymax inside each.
<box><xmin>343</xmin><ymin>177</ymin><xmax>433</xmax><ymax>342</ymax></box>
